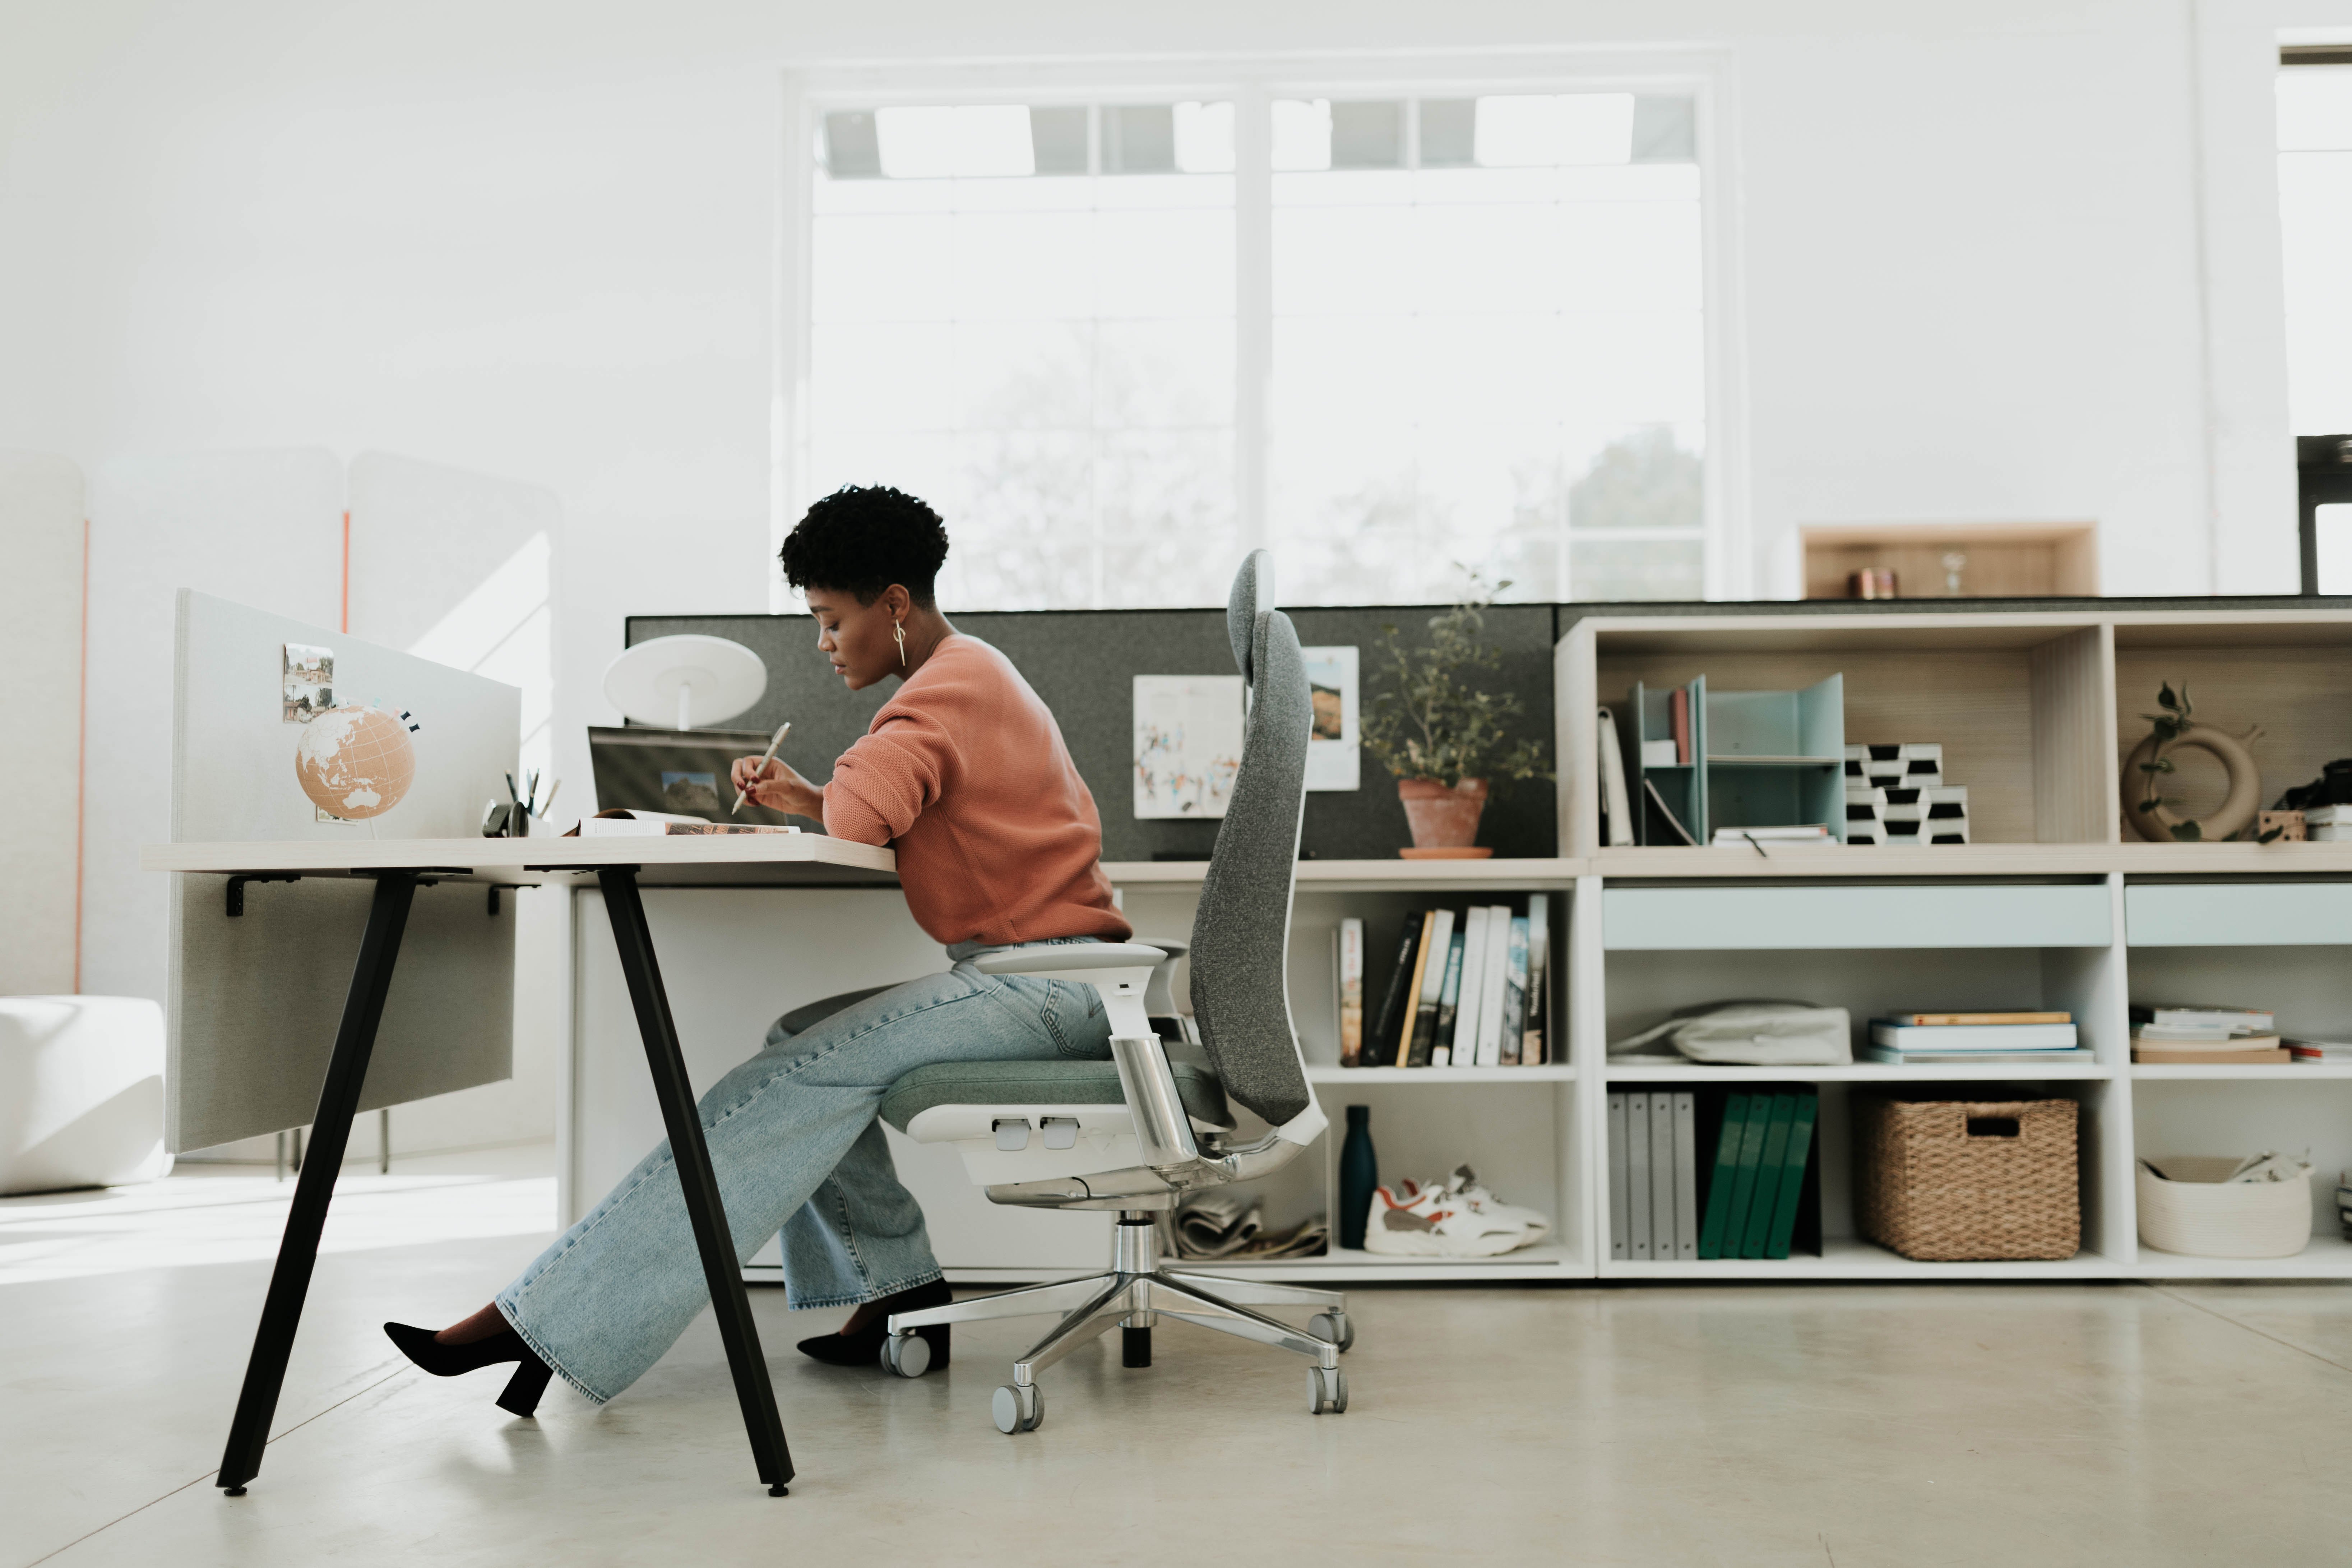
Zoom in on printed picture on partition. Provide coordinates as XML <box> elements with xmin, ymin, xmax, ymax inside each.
<box><xmin>1132</xmin><ymin>675</ymin><xmax>1245</xmax><ymax>819</ymax></box>
<box><xmin>1300</xmin><ymin>645</ymin><xmax>1360</xmax><ymax>792</ymax></box>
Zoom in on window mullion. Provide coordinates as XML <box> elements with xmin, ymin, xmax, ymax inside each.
<box><xmin>1234</xmin><ymin>83</ymin><xmax>1273</xmax><ymax>560</ymax></box>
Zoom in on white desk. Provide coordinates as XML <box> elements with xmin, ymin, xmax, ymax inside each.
<box><xmin>146</xmin><ymin>834</ymin><xmax>896</xmax><ymax>1499</ymax></box>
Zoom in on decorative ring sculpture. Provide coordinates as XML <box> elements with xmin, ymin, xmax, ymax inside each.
<box><xmin>2122</xmin><ymin>722</ymin><xmax>2263</xmax><ymax>842</ymax></box>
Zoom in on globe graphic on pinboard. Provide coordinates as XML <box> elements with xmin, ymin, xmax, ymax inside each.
<box><xmin>295</xmin><ymin>705</ymin><xmax>417</xmax><ymax>821</ymax></box>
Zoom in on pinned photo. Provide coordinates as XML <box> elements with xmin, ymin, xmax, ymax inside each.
<box><xmin>281</xmin><ymin>642</ymin><xmax>333</xmax><ymax>722</ymax></box>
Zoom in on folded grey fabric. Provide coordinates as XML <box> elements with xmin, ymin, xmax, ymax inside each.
<box><xmin>1609</xmin><ymin>1000</ymin><xmax>1853</xmax><ymax>1065</ymax></box>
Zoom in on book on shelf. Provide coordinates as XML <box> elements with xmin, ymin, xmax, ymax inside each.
<box><xmin>1473</xmin><ymin>905</ymin><xmax>1508</xmax><ymax>1067</ymax></box>
<box><xmin>1451</xmin><ymin>907</ymin><xmax>1492</xmax><ymax>1068</ymax></box>
<box><xmin>1671</xmin><ymin>686</ymin><xmax>1691</xmax><ymax>767</ymax></box>
<box><xmin>1865</xmin><ymin>1045</ymin><xmax>2095</xmax><ymax>1065</ymax></box>
<box><xmin>1870</xmin><ymin>1021</ymin><xmax>2079</xmax><ymax>1051</ymax></box>
<box><xmin>1597</xmin><ymin>706</ymin><xmax>1636</xmax><ymax>848</ymax></box>
<box><xmin>1672</xmin><ymin>1091</ymin><xmax>1699</xmax><ymax>1261</ymax></box>
<box><xmin>2288</xmin><ymin>1038</ymin><xmax>2352</xmax><ymax>1063</ymax></box>
<box><xmin>1429</xmin><ymin>926</ymin><xmax>1467</xmax><ymax>1066</ymax></box>
<box><xmin>1522</xmin><ymin>897</ymin><xmax>1550</xmax><ymax>1066</ymax></box>
<box><xmin>1740</xmin><ymin>1094</ymin><xmax>1798</xmax><ymax>1259</ymax></box>
<box><xmin>1763</xmin><ymin>1093</ymin><xmax>1819</xmax><ymax>1261</ymax></box>
<box><xmin>1499</xmin><ymin>915</ymin><xmax>1530</xmax><ymax>1067</ymax></box>
<box><xmin>2130</xmin><ymin>1005</ymin><xmax>2275</xmax><ymax>1035</ymax></box>
<box><xmin>1712</xmin><ymin>824</ymin><xmax>1836</xmax><ymax>850</ymax></box>
<box><xmin>1884</xmin><ymin>1011</ymin><xmax>2071</xmax><ymax>1027</ymax></box>
<box><xmin>1404</xmin><ymin>909</ymin><xmax>1455</xmax><ymax>1067</ymax></box>
<box><xmin>1649</xmin><ymin>1091</ymin><xmax>1676</xmax><ymax>1261</ymax></box>
<box><xmin>2132</xmin><ymin>1046</ymin><xmax>2291</xmax><ymax>1065</ymax></box>
<box><xmin>1607</xmin><ymin>1093</ymin><xmax>1631</xmax><ymax>1261</ymax></box>
<box><xmin>1336</xmin><ymin>917</ymin><xmax>1364</xmax><ymax>1068</ymax></box>
<box><xmin>1626</xmin><ymin>1091</ymin><xmax>1652</xmax><ymax>1261</ymax></box>
<box><xmin>1721</xmin><ymin>1098</ymin><xmax>1774</xmax><ymax>1257</ymax></box>
<box><xmin>1363</xmin><ymin>914</ymin><xmax>1424</xmax><ymax>1068</ymax></box>
<box><xmin>1695</xmin><ymin>1092</ymin><xmax>1750</xmax><ymax>1260</ymax></box>
<box><xmin>2130</xmin><ymin>1030</ymin><xmax>2281</xmax><ymax>1052</ymax></box>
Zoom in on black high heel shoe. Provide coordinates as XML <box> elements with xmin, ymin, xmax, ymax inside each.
<box><xmin>384</xmin><ymin>1322</ymin><xmax>556</xmax><ymax>1416</ymax></box>
<box><xmin>796</xmin><ymin>1279</ymin><xmax>953</xmax><ymax>1369</ymax></box>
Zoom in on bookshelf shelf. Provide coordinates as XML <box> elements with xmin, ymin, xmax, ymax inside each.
<box><xmin>2130</xmin><ymin>1064</ymin><xmax>2352</xmax><ymax>1080</ymax></box>
<box><xmin>1604</xmin><ymin>1062</ymin><xmax>2113</xmax><ymax>1083</ymax></box>
<box><xmin>1600</xmin><ymin>1240</ymin><xmax>2129</xmax><ymax>1281</ymax></box>
<box><xmin>2125</xmin><ymin>1235</ymin><xmax>2352</xmax><ymax>1278</ymax></box>
<box><xmin>1309</xmin><ymin>1064</ymin><xmax>1574</xmax><ymax>1083</ymax></box>
<box><xmin>1102</xmin><ymin>858</ymin><xmax>1583</xmax><ymax>891</ymax></box>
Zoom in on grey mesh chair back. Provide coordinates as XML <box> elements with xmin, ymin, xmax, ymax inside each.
<box><xmin>1189</xmin><ymin>555</ymin><xmax>1313</xmax><ymax>1129</ymax></box>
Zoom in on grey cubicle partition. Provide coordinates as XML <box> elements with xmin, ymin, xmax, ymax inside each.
<box><xmin>626</xmin><ymin>605</ymin><xmax>1560</xmax><ymax>861</ymax></box>
<box><xmin>166</xmin><ymin>591</ymin><xmax>522</xmax><ymax>1152</ymax></box>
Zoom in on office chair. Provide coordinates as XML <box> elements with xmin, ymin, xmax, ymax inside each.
<box><xmin>874</xmin><ymin>550</ymin><xmax>1352</xmax><ymax>1434</ymax></box>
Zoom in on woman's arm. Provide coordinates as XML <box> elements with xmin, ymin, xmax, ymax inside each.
<box><xmin>730</xmin><ymin>755</ymin><xmax>824</xmax><ymax>820</ymax></box>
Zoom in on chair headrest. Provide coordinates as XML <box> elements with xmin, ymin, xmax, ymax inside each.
<box><xmin>1226</xmin><ymin>550</ymin><xmax>1275</xmax><ymax>685</ymax></box>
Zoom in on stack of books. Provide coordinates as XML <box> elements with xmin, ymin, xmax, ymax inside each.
<box><xmin>1348</xmin><ymin>899</ymin><xmax>1551</xmax><ymax>1068</ymax></box>
<box><xmin>2308</xmin><ymin>805</ymin><xmax>2352</xmax><ymax>843</ymax></box>
<box><xmin>1864</xmin><ymin>1011</ymin><xmax>2087</xmax><ymax>1065</ymax></box>
<box><xmin>2131</xmin><ymin>1005</ymin><xmax>2286</xmax><ymax>1064</ymax></box>
<box><xmin>2288</xmin><ymin>1037</ymin><xmax>2352</xmax><ymax>1066</ymax></box>
<box><xmin>1610</xmin><ymin>1089</ymin><xmax>1820</xmax><ymax>1261</ymax></box>
<box><xmin>1844</xmin><ymin>744</ymin><xmax>1970</xmax><ymax>845</ymax></box>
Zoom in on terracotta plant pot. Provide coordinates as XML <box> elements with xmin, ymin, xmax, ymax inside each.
<box><xmin>1397</xmin><ymin>777</ymin><xmax>1490</xmax><ymax>857</ymax></box>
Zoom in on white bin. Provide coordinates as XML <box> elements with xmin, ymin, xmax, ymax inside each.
<box><xmin>2136</xmin><ymin>1157</ymin><xmax>2313</xmax><ymax>1259</ymax></box>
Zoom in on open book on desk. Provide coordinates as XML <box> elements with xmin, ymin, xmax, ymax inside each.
<box><xmin>575</xmin><ymin>809</ymin><xmax>801</xmax><ymax>838</ymax></box>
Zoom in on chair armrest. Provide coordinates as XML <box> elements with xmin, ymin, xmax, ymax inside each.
<box><xmin>971</xmin><ymin>942</ymin><xmax>1167</xmax><ymax>976</ymax></box>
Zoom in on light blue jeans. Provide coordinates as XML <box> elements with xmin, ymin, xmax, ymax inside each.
<box><xmin>497</xmin><ymin>938</ymin><xmax>1112</xmax><ymax>1404</ymax></box>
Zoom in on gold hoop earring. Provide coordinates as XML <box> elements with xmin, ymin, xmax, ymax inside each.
<box><xmin>894</xmin><ymin>618</ymin><xmax>907</xmax><ymax>667</ymax></box>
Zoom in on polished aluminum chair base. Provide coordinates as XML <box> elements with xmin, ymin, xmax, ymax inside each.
<box><xmin>885</xmin><ymin>1212</ymin><xmax>1352</xmax><ymax>1431</ymax></box>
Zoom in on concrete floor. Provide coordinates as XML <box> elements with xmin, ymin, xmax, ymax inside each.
<box><xmin>8</xmin><ymin>1146</ymin><xmax>2352</xmax><ymax>1567</ymax></box>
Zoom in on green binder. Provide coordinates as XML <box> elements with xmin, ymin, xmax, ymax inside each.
<box><xmin>1739</xmin><ymin>1093</ymin><xmax>1797</xmax><ymax>1259</ymax></box>
<box><xmin>1763</xmin><ymin>1091</ymin><xmax>1819</xmax><ymax>1261</ymax></box>
<box><xmin>1695</xmin><ymin>1092</ymin><xmax>1751</xmax><ymax>1260</ymax></box>
<box><xmin>1720</xmin><ymin>1092</ymin><xmax>1776</xmax><ymax>1254</ymax></box>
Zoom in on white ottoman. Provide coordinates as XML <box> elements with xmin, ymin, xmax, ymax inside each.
<box><xmin>0</xmin><ymin>996</ymin><xmax>172</xmax><ymax>1195</ymax></box>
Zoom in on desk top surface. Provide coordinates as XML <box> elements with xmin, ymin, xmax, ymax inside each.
<box><xmin>144</xmin><ymin>834</ymin><xmax>900</xmax><ymax>887</ymax></box>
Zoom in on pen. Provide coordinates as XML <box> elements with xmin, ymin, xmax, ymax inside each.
<box><xmin>732</xmin><ymin>723</ymin><xmax>791</xmax><ymax>815</ymax></box>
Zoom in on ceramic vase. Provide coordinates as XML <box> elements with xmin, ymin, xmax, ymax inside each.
<box><xmin>1338</xmin><ymin>1105</ymin><xmax>1377</xmax><ymax>1252</ymax></box>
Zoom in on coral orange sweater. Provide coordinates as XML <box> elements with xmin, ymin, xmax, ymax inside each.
<box><xmin>822</xmin><ymin>634</ymin><xmax>1133</xmax><ymax>949</ymax></box>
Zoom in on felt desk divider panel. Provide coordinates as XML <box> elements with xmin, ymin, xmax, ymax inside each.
<box><xmin>166</xmin><ymin>591</ymin><xmax>523</xmax><ymax>1151</ymax></box>
<box><xmin>624</xmin><ymin>605</ymin><xmax>1559</xmax><ymax>861</ymax></box>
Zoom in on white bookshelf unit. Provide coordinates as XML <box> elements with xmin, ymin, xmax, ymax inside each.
<box><xmin>1130</xmin><ymin>605</ymin><xmax>2352</xmax><ymax>1288</ymax></box>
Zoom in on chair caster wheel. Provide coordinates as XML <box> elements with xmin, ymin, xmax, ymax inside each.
<box><xmin>880</xmin><ymin>1331</ymin><xmax>931</xmax><ymax>1378</ymax></box>
<box><xmin>992</xmin><ymin>1383</ymin><xmax>1044</xmax><ymax>1434</ymax></box>
<box><xmin>1309</xmin><ymin>1366</ymin><xmax>1348</xmax><ymax>1414</ymax></box>
<box><xmin>1309</xmin><ymin>1310</ymin><xmax>1355</xmax><ymax>1353</ymax></box>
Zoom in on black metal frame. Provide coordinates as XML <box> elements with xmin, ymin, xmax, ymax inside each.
<box><xmin>216</xmin><ymin>865</ymin><xmax>793</xmax><ymax>1498</ymax></box>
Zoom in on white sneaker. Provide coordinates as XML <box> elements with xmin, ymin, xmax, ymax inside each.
<box><xmin>1362</xmin><ymin>1179</ymin><xmax>1534</xmax><ymax>1257</ymax></box>
<box><xmin>1443</xmin><ymin>1165</ymin><xmax>1552</xmax><ymax>1243</ymax></box>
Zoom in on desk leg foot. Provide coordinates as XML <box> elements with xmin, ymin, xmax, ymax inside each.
<box><xmin>770</xmin><ymin>1485</ymin><xmax>790</xmax><ymax>1497</ymax></box>
<box><xmin>213</xmin><ymin>872</ymin><xmax>417</xmax><ymax>1495</ymax></box>
<box><xmin>598</xmin><ymin>866</ymin><xmax>797</xmax><ymax>1493</ymax></box>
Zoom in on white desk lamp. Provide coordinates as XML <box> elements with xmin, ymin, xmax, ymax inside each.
<box><xmin>602</xmin><ymin>634</ymin><xmax>768</xmax><ymax>730</ymax></box>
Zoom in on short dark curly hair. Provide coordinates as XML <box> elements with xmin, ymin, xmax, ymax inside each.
<box><xmin>778</xmin><ymin>485</ymin><xmax>950</xmax><ymax>606</ymax></box>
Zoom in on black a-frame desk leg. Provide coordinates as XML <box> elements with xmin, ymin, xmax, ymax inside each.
<box><xmin>598</xmin><ymin>866</ymin><xmax>795</xmax><ymax>1496</ymax></box>
<box><xmin>218</xmin><ymin>871</ymin><xmax>417</xmax><ymax>1495</ymax></box>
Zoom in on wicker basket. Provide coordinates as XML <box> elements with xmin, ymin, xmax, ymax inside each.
<box><xmin>1854</xmin><ymin>1097</ymin><xmax>2080</xmax><ymax>1261</ymax></box>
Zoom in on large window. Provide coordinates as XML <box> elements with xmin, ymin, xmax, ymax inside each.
<box><xmin>798</xmin><ymin>84</ymin><xmax>1712</xmax><ymax>608</ymax></box>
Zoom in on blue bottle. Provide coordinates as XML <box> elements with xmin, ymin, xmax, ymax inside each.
<box><xmin>1338</xmin><ymin>1105</ymin><xmax>1377</xmax><ymax>1252</ymax></box>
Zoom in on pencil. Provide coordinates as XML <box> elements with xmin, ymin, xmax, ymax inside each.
<box><xmin>731</xmin><ymin>722</ymin><xmax>791</xmax><ymax>815</ymax></box>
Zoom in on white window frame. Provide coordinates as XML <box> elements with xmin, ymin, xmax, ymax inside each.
<box><xmin>773</xmin><ymin>51</ymin><xmax>1749</xmax><ymax>609</ymax></box>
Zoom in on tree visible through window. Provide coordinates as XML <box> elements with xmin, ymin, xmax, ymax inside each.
<box><xmin>801</xmin><ymin>89</ymin><xmax>1710</xmax><ymax>607</ymax></box>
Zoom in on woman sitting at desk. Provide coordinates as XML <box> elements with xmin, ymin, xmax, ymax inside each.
<box><xmin>385</xmin><ymin>484</ymin><xmax>1133</xmax><ymax>1413</ymax></box>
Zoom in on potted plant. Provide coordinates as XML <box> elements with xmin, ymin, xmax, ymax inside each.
<box><xmin>1361</xmin><ymin>587</ymin><xmax>1550</xmax><ymax>857</ymax></box>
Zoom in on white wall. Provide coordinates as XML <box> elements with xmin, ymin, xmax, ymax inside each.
<box><xmin>1</xmin><ymin>0</ymin><xmax>2337</xmax><ymax>1118</ymax></box>
<box><xmin>0</xmin><ymin>453</ymin><xmax>85</xmax><ymax>996</ymax></box>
